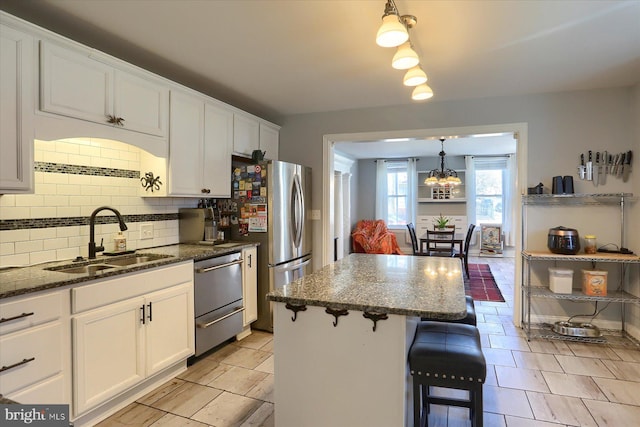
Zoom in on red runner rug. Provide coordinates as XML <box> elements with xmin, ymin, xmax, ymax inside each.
<box><xmin>465</xmin><ymin>264</ymin><xmax>505</xmax><ymax>302</ymax></box>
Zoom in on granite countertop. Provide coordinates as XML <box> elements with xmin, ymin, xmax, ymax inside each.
<box><xmin>0</xmin><ymin>242</ymin><xmax>258</xmax><ymax>300</ymax></box>
<box><xmin>267</xmin><ymin>253</ymin><xmax>467</xmax><ymax>320</ymax></box>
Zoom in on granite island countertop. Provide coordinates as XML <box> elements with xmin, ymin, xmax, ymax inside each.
<box><xmin>267</xmin><ymin>253</ymin><xmax>467</xmax><ymax>319</ymax></box>
<box><xmin>0</xmin><ymin>242</ymin><xmax>258</xmax><ymax>299</ymax></box>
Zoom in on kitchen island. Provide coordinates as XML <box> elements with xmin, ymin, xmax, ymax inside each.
<box><xmin>267</xmin><ymin>253</ymin><xmax>467</xmax><ymax>427</ymax></box>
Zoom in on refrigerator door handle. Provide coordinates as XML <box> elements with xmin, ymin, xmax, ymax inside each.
<box><xmin>291</xmin><ymin>174</ymin><xmax>305</xmax><ymax>248</ymax></box>
<box><xmin>272</xmin><ymin>257</ymin><xmax>311</xmax><ymax>273</ymax></box>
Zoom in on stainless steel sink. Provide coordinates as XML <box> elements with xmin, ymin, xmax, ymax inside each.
<box><xmin>103</xmin><ymin>254</ymin><xmax>172</xmax><ymax>266</ymax></box>
<box><xmin>52</xmin><ymin>264</ymin><xmax>115</xmax><ymax>274</ymax></box>
<box><xmin>45</xmin><ymin>253</ymin><xmax>173</xmax><ymax>274</ymax></box>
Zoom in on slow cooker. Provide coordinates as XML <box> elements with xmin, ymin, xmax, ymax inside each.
<box><xmin>548</xmin><ymin>226</ymin><xmax>580</xmax><ymax>254</ymax></box>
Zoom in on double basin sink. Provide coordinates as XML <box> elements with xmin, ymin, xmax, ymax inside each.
<box><xmin>46</xmin><ymin>253</ymin><xmax>174</xmax><ymax>275</ymax></box>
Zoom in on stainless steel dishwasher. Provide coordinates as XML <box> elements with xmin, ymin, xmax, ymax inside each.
<box><xmin>193</xmin><ymin>251</ymin><xmax>244</xmax><ymax>356</ymax></box>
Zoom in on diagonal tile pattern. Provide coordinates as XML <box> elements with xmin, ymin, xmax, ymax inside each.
<box><xmin>99</xmin><ymin>256</ymin><xmax>640</xmax><ymax>426</ymax></box>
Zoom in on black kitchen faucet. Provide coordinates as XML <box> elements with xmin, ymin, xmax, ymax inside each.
<box><xmin>88</xmin><ymin>206</ymin><xmax>128</xmax><ymax>259</ymax></box>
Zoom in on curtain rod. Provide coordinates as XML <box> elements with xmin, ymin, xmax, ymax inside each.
<box><xmin>373</xmin><ymin>158</ymin><xmax>420</xmax><ymax>162</ymax></box>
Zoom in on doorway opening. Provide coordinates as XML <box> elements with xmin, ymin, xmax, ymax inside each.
<box><xmin>322</xmin><ymin>123</ymin><xmax>528</xmax><ymax>324</ymax></box>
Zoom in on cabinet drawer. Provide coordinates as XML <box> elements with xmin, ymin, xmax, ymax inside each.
<box><xmin>5</xmin><ymin>373</ymin><xmax>67</xmax><ymax>405</ymax></box>
<box><xmin>72</xmin><ymin>261</ymin><xmax>193</xmax><ymax>313</ymax></box>
<box><xmin>0</xmin><ymin>291</ymin><xmax>64</xmax><ymax>335</ymax></box>
<box><xmin>0</xmin><ymin>322</ymin><xmax>63</xmax><ymax>395</ymax></box>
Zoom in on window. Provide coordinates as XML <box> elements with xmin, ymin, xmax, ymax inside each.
<box><xmin>375</xmin><ymin>159</ymin><xmax>417</xmax><ymax>228</ymax></box>
<box><xmin>475</xmin><ymin>169</ymin><xmax>504</xmax><ymax>224</ymax></box>
<box><xmin>386</xmin><ymin>162</ymin><xmax>408</xmax><ymax>226</ymax></box>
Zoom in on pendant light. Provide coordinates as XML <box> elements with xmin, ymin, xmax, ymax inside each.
<box><xmin>392</xmin><ymin>42</ymin><xmax>419</xmax><ymax>70</ymax></box>
<box><xmin>376</xmin><ymin>13</ymin><xmax>408</xmax><ymax>48</ymax></box>
<box><xmin>403</xmin><ymin>66</ymin><xmax>428</xmax><ymax>86</ymax></box>
<box><xmin>411</xmin><ymin>84</ymin><xmax>434</xmax><ymax>101</ymax></box>
<box><xmin>424</xmin><ymin>138</ymin><xmax>461</xmax><ymax>186</ymax></box>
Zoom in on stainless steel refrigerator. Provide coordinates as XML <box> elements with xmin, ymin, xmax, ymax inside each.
<box><xmin>230</xmin><ymin>159</ymin><xmax>312</xmax><ymax>331</ymax></box>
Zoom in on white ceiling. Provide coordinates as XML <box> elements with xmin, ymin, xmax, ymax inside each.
<box><xmin>2</xmin><ymin>0</ymin><xmax>638</xmax><ymax>158</ymax></box>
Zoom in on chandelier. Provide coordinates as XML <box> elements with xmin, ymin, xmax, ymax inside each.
<box><xmin>424</xmin><ymin>138</ymin><xmax>462</xmax><ymax>186</ymax></box>
<box><xmin>375</xmin><ymin>0</ymin><xmax>433</xmax><ymax>101</ymax></box>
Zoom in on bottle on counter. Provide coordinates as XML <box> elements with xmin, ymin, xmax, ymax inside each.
<box><xmin>114</xmin><ymin>231</ymin><xmax>127</xmax><ymax>252</ymax></box>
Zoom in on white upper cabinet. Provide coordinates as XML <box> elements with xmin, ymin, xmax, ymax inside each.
<box><xmin>0</xmin><ymin>23</ymin><xmax>34</xmax><ymax>193</ymax></box>
<box><xmin>40</xmin><ymin>41</ymin><xmax>168</xmax><ymax>138</ymax></box>
<box><xmin>203</xmin><ymin>102</ymin><xmax>233</xmax><ymax>198</ymax></box>
<box><xmin>167</xmin><ymin>89</ymin><xmax>232</xmax><ymax>197</ymax></box>
<box><xmin>259</xmin><ymin>123</ymin><xmax>279</xmax><ymax>160</ymax></box>
<box><xmin>233</xmin><ymin>113</ymin><xmax>260</xmax><ymax>156</ymax></box>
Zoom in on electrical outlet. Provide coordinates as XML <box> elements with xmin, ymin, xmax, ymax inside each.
<box><xmin>310</xmin><ymin>209</ymin><xmax>321</xmax><ymax>220</ymax></box>
<box><xmin>140</xmin><ymin>224</ymin><xmax>154</xmax><ymax>240</ymax></box>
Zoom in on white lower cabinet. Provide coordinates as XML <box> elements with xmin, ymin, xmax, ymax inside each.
<box><xmin>71</xmin><ymin>262</ymin><xmax>194</xmax><ymax>417</ymax></box>
<box><xmin>242</xmin><ymin>247</ymin><xmax>258</xmax><ymax>326</ymax></box>
<box><xmin>0</xmin><ymin>290</ymin><xmax>69</xmax><ymax>404</ymax></box>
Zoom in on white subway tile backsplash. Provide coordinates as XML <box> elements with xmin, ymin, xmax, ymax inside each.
<box><xmin>0</xmin><ymin>195</ymin><xmax>16</xmax><ymax>207</ymax></box>
<box><xmin>0</xmin><ymin>253</ymin><xmax>30</xmax><ymax>267</ymax></box>
<box><xmin>15</xmin><ymin>240</ymin><xmax>43</xmax><ymax>254</ymax></box>
<box><xmin>43</xmin><ymin>238</ymin><xmax>69</xmax><ymax>251</ymax></box>
<box><xmin>0</xmin><ymin>242</ymin><xmax>15</xmax><ymax>255</ymax></box>
<box><xmin>1</xmin><ymin>137</ymin><xmax>200</xmax><ymax>264</ymax></box>
<box><xmin>44</xmin><ymin>195</ymin><xmax>69</xmax><ymax>207</ymax></box>
<box><xmin>30</xmin><ymin>228</ymin><xmax>57</xmax><ymax>240</ymax></box>
<box><xmin>31</xmin><ymin>206</ymin><xmax>57</xmax><ymax>218</ymax></box>
<box><xmin>14</xmin><ymin>195</ymin><xmax>44</xmax><ymax>207</ymax></box>
<box><xmin>0</xmin><ymin>207</ymin><xmax>31</xmax><ymax>220</ymax></box>
<box><xmin>29</xmin><ymin>250</ymin><xmax>57</xmax><ymax>265</ymax></box>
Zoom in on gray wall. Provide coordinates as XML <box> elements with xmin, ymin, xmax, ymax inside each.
<box><xmin>279</xmin><ymin>87</ymin><xmax>637</xmax><ymax>269</ymax></box>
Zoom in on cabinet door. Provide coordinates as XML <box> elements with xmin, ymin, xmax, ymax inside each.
<box><xmin>242</xmin><ymin>247</ymin><xmax>258</xmax><ymax>326</ymax></box>
<box><xmin>233</xmin><ymin>113</ymin><xmax>259</xmax><ymax>156</ymax></box>
<box><xmin>0</xmin><ymin>24</ymin><xmax>34</xmax><ymax>193</ymax></box>
<box><xmin>114</xmin><ymin>69</ymin><xmax>168</xmax><ymax>137</ymax></box>
<box><xmin>41</xmin><ymin>42</ymin><xmax>113</xmax><ymax>125</ymax></box>
<box><xmin>168</xmin><ymin>90</ymin><xmax>205</xmax><ymax>195</ymax></box>
<box><xmin>145</xmin><ymin>282</ymin><xmax>194</xmax><ymax>376</ymax></box>
<box><xmin>259</xmin><ymin>123</ymin><xmax>279</xmax><ymax>160</ymax></box>
<box><xmin>203</xmin><ymin>102</ymin><xmax>233</xmax><ymax>198</ymax></box>
<box><xmin>73</xmin><ymin>297</ymin><xmax>144</xmax><ymax>415</ymax></box>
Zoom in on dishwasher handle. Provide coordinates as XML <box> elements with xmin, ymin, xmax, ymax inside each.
<box><xmin>196</xmin><ymin>306</ymin><xmax>245</xmax><ymax>329</ymax></box>
<box><xmin>195</xmin><ymin>258</ymin><xmax>243</xmax><ymax>274</ymax></box>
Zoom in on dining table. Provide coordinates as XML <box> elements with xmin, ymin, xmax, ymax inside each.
<box><xmin>419</xmin><ymin>231</ymin><xmax>464</xmax><ymax>255</ymax></box>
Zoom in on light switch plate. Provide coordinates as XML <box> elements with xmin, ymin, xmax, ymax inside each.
<box><xmin>310</xmin><ymin>209</ymin><xmax>321</xmax><ymax>220</ymax></box>
<box><xmin>140</xmin><ymin>223</ymin><xmax>153</xmax><ymax>240</ymax></box>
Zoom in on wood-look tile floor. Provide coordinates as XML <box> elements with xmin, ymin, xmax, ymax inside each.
<box><xmin>99</xmin><ymin>256</ymin><xmax>640</xmax><ymax>426</ymax></box>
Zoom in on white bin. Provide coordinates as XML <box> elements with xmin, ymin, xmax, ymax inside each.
<box><xmin>549</xmin><ymin>268</ymin><xmax>573</xmax><ymax>294</ymax></box>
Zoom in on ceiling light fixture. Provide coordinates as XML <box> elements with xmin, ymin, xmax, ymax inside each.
<box><xmin>375</xmin><ymin>0</ymin><xmax>434</xmax><ymax>101</ymax></box>
<box><xmin>411</xmin><ymin>83</ymin><xmax>434</xmax><ymax>100</ymax></box>
<box><xmin>375</xmin><ymin>0</ymin><xmax>410</xmax><ymax>47</ymax></box>
<box><xmin>403</xmin><ymin>65</ymin><xmax>428</xmax><ymax>86</ymax></box>
<box><xmin>424</xmin><ymin>138</ymin><xmax>462</xmax><ymax>186</ymax></box>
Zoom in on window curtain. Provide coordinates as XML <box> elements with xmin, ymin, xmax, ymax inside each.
<box><xmin>375</xmin><ymin>160</ymin><xmax>387</xmax><ymax>220</ymax></box>
<box><xmin>406</xmin><ymin>158</ymin><xmax>417</xmax><ymax>226</ymax></box>
<box><xmin>503</xmin><ymin>154</ymin><xmax>516</xmax><ymax>247</ymax></box>
<box><xmin>465</xmin><ymin>156</ymin><xmax>476</xmax><ymax>237</ymax></box>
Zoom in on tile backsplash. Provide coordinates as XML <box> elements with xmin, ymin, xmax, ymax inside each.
<box><xmin>0</xmin><ymin>138</ymin><xmax>199</xmax><ymax>267</ymax></box>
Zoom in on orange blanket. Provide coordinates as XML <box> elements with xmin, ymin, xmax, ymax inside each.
<box><xmin>351</xmin><ymin>220</ymin><xmax>403</xmax><ymax>255</ymax></box>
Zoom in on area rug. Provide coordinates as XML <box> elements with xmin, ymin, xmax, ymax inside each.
<box><xmin>465</xmin><ymin>264</ymin><xmax>505</xmax><ymax>302</ymax></box>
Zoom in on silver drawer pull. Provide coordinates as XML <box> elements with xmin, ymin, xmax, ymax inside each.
<box><xmin>195</xmin><ymin>259</ymin><xmax>243</xmax><ymax>273</ymax></box>
<box><xmin>1</xmin><ymin>357</ymin><xmax>36</xmax><ymax>373</ymax></box>
<box><xmin>0</xmin><ymin>312</ymin><xmax>35</xmax><ymax>324</ymax></box>
<box><xmin>196</xmin><ymin>307</ymin><xmax>244</xmax><ymax>329</ymax></box>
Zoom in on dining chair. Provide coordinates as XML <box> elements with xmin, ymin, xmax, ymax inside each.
<box><xmin>454</xmin><ymin>224</ymin><xmax>476</xmax><ymax>278</ymax></box>
<box><xmin>406</xmin><ymin>223</ymin><xmax>428</xmax><ymax>256</ymax></box>
<box><xmin>425</xmin><ymin>229</ymin><xmax>455</xmax><ymax>257</ymax></box>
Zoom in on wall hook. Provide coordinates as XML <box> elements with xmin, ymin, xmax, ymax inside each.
<box><xmin>363</xmin><ymin>311</ymin><xmax>388</xmax><ymax>332</ymax></box>
<box><xmin>325</xmin><ymin>307</ymin><xmax>349</xmax><ymax>327</ymax></box>
<box><xmin>285</xmin><ymin>303</ymin><xmax>307</xmax><ymax>322</ymax></box>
